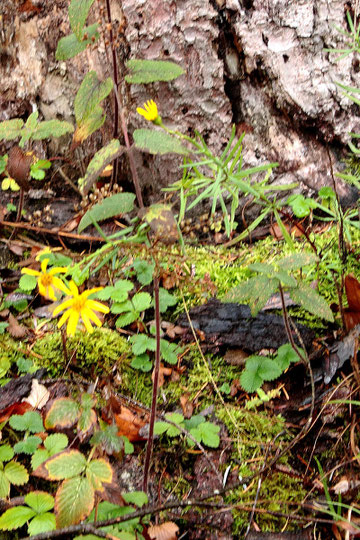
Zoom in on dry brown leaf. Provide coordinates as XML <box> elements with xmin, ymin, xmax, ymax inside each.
<box><xmin>7</xmin><ymin>313</ymin><xmax>27</xmax><ymax>339</ymax></box>
<box><xmin>180</xmin><ymin>394</ymin><xmax>194</xmax><ymax>419</ymax></box>
<box><xmin>148</xmin><ymin>521</ymin><xmax>179</xmax><ymax>540</ymax></box>
<box><xmin>23</xmin><ymin>379</ymin><xmax>50</xmax><ymax>410</ymax></box>
<box><xmin>114</xmin><ymin>406</ymin><xmax>147</xmax><ymax>442</ymax></box>
<box><xmin>152</xmin><ymin>363</ymin><xmax>172</xmax><ymax>388</ymax></box>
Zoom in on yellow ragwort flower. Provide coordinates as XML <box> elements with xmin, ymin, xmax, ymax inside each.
<box><xmin>136</xmin><ymin>100</ymin><xmax>162</xmax><ymax>124</ymax></box>
<box><xmin>22</xmin><ymin>258</ymin><xmax>68</xmax><ymax>301</ymax></box>
<box><xmin>52</xmin><ymin>280</ymin><xmax>109</xmax><ymax>336</ymax></box>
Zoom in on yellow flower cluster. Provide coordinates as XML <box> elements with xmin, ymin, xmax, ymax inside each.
<box><xmin>21</xmin><ymin>249</ymin><xmax>109</xmax><ymax>336</ymax></box>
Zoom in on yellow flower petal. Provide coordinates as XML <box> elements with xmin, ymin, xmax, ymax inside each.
<box><xmin>67</xmin><ymin>311</ymin><xmax>80</xmax><ymax>336</ymax></box>
<box><xmin>68</xmin><ymin>281</ymin><xmax>79</xmax><ymax>297</ymax></box>
<box><xmin>137</xmin><ymin>99</ymin><xmax>159</xmax><ymax>122</ymax></box>
<box><xmin>46</xmin><ymin>286</ymin><xmax>57</xmax><ymax>302</ymax></box>
<box><xmin>86</xmin><ymin>299</ymin><xmax>110</xmax><ymax>314</ymax></box>
<box><xmin>53</xmin><ymin>298</ymin><xmax>74</xmax><ymax>317</ymax></box>
<box><xmin>57</xmin><ymin>309</ymin><xmax>71</xmax><ymax>329</ymax></box>
<box><xmin>83</xmin><ymin>306</ymin><xmax>102</xmax><ymax>327</ymax></box>
<box><xmin>81</xmin><ymin>287</ymin><xmax>103</xmax><ymax>299</ymax></box>
<box><xmin>81</xmin><ymin>312</ymin><xmax>94</xmax><ymax>333</ymax></box>
<box><xmin>52</xmin><ymin>276</ymin><xmax>71</xmax><ymax>295</ymax></box>
<box><xmin>21</xmin><ymin>268</ymin><xmax>41</xmax><ymax>277</ymax></box>
<box><xmin>38</xmin><ymin>281</ymin><xmax>47</xmax><ymax>297</ymax></box>
<box><xmin>49</xmin><ymin>267</ymin><xmax>68</xmax><ymax>275</ymax></box>
<box><xmin>40</xmin><ymin>258</ymin><xmax>49</xmax><ymax>274</ymax></box>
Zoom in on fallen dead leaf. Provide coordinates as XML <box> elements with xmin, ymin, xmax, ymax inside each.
<box><xmin>153</xmin><ymin>363</ymin><xmax>172</xmax><ymax>388</ymax></box>
<box><xmin>180</xmin><ymin>394</ymin><xmax>194</xmax><ymax>419</ymax></box>
<box><xmin>148</xmin><ymin>521</ymin><xmax>179</xmax><ymax>540</ymax></box>
<box><xmin>22</xmin><ymin>379</ymin><xmax>50</xmax><ymax>410</ymax></box>
<box><xmin>7</xmin><ymin>312</ymin><xmax>27</xmax><ymax>339</ymax></box>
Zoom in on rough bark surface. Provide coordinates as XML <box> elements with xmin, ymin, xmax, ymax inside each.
<box><xmin>1</xmin><ymin>0</ymin><xmax>360</xmax><ymax>203</ymax></box>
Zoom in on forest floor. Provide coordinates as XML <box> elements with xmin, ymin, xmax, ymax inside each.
<box><xmin>1</xmin><ymin>185</ymin><xmax>360</xmax><ymax>540</ymax></box>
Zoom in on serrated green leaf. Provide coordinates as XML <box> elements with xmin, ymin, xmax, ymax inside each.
<box><xmin>78</xmin><ymin>139</ymin><xmax>124</xmax><ymax>194</ymax></box>
<box><xmin>45</xmin><ymin>397</ymin><xmax>80</xmax><ymax>429</ymax></box>
<box><xmin>272</xmin><ymin>270</ymin><xmax>297</xmax><ymax>288</ymax></box>
<box><xmin>224</xmin><ymin>275</ymin><xmax>279</xmax><ymax>316</ymax></box>
<box><xmin>0</xmin><ymin>119</ymin><xmax>24</xmax><ymax>141</ymax></box>
<box><xmin>0</xmin><ymin>445</ymin><xmax>14</xmax><ymax>463</ymax></box>
<box><xmin>134</xmin><ymin>129</ymin><xmax>189</xmax><ymax>155</ymax></box>
<box><xmin>90</xmin><ymin>424</ymin><xmax>124</xmax><ymax>455</ymax></box>
<box><xmin>240</xmin><ymin>356</ymin><xmax>264</xmax><ymax>393</ymax></box>
<box><xmin>197</xmin><ymin>422</ymin><xmax>220</xmax><ymax>448</ymax></box>
<box><xmin>56</xmin><ymin>476</ymin><xmax>94</xmax><ymax>527</ymax></box>
<box><xmin>248</xmin><ymin>262</ymin><xmax>274</xmax><ymax>274</ymax></box>
<box><xmin>19</xmin><ymin>274</ymin><xmax>37</xmax><ymax>291</ymax></box>
<box><xmin>86</xmin><ymin>458</ymin><xmax>113</xmax><ymax>491</ymax></box>
<box><xmin>69</xmin><ymin>0</ymin><xmax>96</xmax><ymax>40</ymax></box>
<box><xmin>9</xmin><ymin>411</ymin><xmax>43</xmax><ymax>433</ymax></box>
<box><xmin>44</xmin><ymin>433</ymin><xmax>69</xmax><ymax>454</ymax></box>
<box><xmin>258</xmin><ymin>358</ymin><xmax>282</xmax><ymax>382</ymax></box>
<box><xmin>0</xmin><ymin>471</ymin><xmax>10</xmax><ymax>498</ymax></box>
<box><xmin>116</xmin><ymin>312</ymin><xmax>139</xmax><ymax>328</ymax></box>
<box><xmin>32</xmin><ymin>449</ymin><xmax>50</xmax><ymax>471</ymax></box>
<box><xmin>275</xmin><ymin>344</ymin><xmax>303</xmax><ymax>371</ymax></box>
<box><xmin>154</xmin><ymin>421</ymin><xmax>169</xmax><ymax>435</ymax></box>
<box><xmin>160</xmin><ymin>340</ymin><xmax>182</xmax><ymax>365</ymax></box>
<box><xmin>130</xmin><ymin>334</ymin><xmax>156</xmax><ymax>355</ymax></box>
<box><xmin>39</xmin><ymin>450</ymin><xmax>87</xmax><ymax>480</ymax></box>
<box><xmin>25</xmin><ymin>491</ymin><xmax>55</xmax><ymax>513</ymax></box>
<box><xmin>122</xmin><ymin>491</ymin><xmax>148</xmax><ymax>507</ymax></box>
<box><xmin>290</xmin><ymin>283</ymin><xmax>334</xmax><ymax>322</ymax></box>
<box><xmin>278</xmin><ymin>252</ymin><xmax>319</xmax><ymax>272</ymax></box>
<box><xmin>131</xmin><ymin>354</ymin><xmax>152</xmax><ymax>372</ymax></box>
<box><xmin>78</xmin><ymin>192</ymin><xmax>135</xmax><ymax>232</ymax></box>
<box><xmin>131</xmin><ymin>292</ymin><xmax>152</xmax><ymax>312</ymax></box>
<box><xmin>0</xmin><ymin>506</ymin><xmax>35</xmax><ymax>531</ymax></box>
<box><xmin>28</xmin><ymin>512</ymin><xmax>56</xmax><ymax>536</ymax></box>
<box><xmin>4</xmin><ymin>461</ymin><xmax>29</xmax><ymax>485</ymax></box>
<box><xmin>55</xmin><ymin>24</ymin><xmax>99</xmax><ymax>60</ymax></box>
<box><xmin>133</xmin><ymin>259</ymin><xmax>155</xmax><ymax>285</ymax></box>
<box><xmin>14</xmin><ymin>435</ymin><xmax>42</xmax><ymax>455</ymax></box>
<box><xmin>125</xmin><ymin>59</ymin><xmax>185</xmax><ymax>84</ymax></box>
<box><xmin>184</xmin><ymin>414</ymin><xmax>204</xmax><ymax>431</ymax></box>
<box><xmin>158</xmin><ymin>288</ymin><xmax>177</xmax><ymax>312</ymax></box>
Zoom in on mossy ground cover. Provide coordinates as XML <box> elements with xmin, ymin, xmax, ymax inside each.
<box><xmin>0</xmin><ymin>225</ymin><xmax>357</xmax><ymax>537</ymax></box>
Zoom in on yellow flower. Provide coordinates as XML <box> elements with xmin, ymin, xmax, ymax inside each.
<box><xmin>22</xmin><ymin>258</ymin><xmax>68</xmax><ymax>301</ymax></box>
<box><xmin>52</xmin><ymin>281</ymin><xmax>109</xmax><ymax>336</ymax></box>
<box><xmin>136</xmin><ymin>100</ymin><xmax>162</xmax><ymax>124</ymax></box>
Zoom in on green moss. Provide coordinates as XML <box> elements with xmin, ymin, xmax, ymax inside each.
<box><xmin>33</xmin><ymin>328</ymin><xmax>130</xmax><ymax>378</ymax></box>
<box><xmin>0</xmin><ymin>334</ymin><xmax>29</xmax><ymax>364</ymax></box>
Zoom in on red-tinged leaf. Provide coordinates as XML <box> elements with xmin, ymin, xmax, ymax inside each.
<box><xmin>86</xmin><ymin>458</ymin><xmax>114</xmax><ymax>492</ymax></box>
<box><xmin>45</xmin><ymin>398</ymin><xmax>80</xmax><ymax>429</ymax></box>
<box><xmin>33</xmin><ymin>450</ymin><xmax>86</xmax><ymax>481</ymax></box>
<box><xmin>345</xmin><ymin>274</ymin><xmax>360</xmax><ymax>312</ymax></box>
<box><xmin>148</xmin><ymin>521</ymin><xmax>179</xmax><ymax>540</ymax></box>
<box><xmin>0</xmin><ymin>401</ymin><xmax>32</xmax><ymax>424</ymax></box>
<box><xmin>55</xmin><ymin>477</ymin><xmax>94</xmax><ymax>528</ymax></box>
<box><xmin>114</xmin><ymin>406</ymin><xmax>147</xmax><ymax>442</ymax></box>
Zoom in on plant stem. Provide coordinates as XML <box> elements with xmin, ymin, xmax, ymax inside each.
<box><xmin>142</xmin><ymin>273</ymin><xmax>161</xmax><ymax>493</ymax></box>
<box><xmin>105</xmin><ymin>0</ymin><xmax>119</xmax><ymax>187</ymax></box>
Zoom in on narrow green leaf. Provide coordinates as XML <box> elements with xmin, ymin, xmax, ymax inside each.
<box><xmin>78</xmin><ymin>192</ymin><xmax>135</xmax><ymax>232</ymax></box>
<box><xmin>0</xmin><ymin>119</ymin><xmax>24</xmax><ymax>141</ymax></box>
<box><xmin>78</xmin><ymin>139</ymin><xmax>124</xmax><ymax>193</ymax></box>
<box><xmin>55</xmin><ymin>24</ymin><xmax>99</xmax><ymax>61</ymax></box>
<box><xmin>125</xmin><ymin>59</ymin><xmax>185</xmax><ymax>83</ymax></box>
<box><xmin>74</xmin><ymin>71</ymin><xmax>113</xmax><ymax>125</ymax></box>
<box><xmin>134</xmin><ymin>129</ymin><xmax>189</xmax><ymax>155</ymax></box>
<box><xmin>32</xmin><ymin>119</ymin><xmax>74</xmax><ymax>140</ymax></box>
<box><xmin>69</xmin><ymin>0</ymin><xmax>96</xmax><ymax>40</ymax></box>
